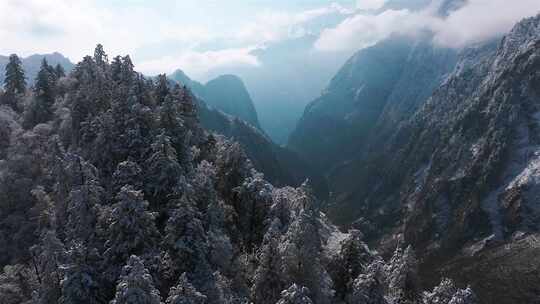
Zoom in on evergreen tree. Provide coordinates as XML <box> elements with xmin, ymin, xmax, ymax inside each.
<box><xmin>163</xmin><ymin>197</ymin><xmax>209</xmax><ymax>279</ymax></box>
<box><xmin>30</xmin><ymin>230</ymin><xmax>65</xmax><ymax>304</ymax></box>
<box><xmin>111</xmin><ymin>56</ymin><xmax>123</xmax><ymax>82</ymax></box>
<box><xmin>121</xmin><ymin>55</ymin><xmax>135</xmax><ymax>83</ymax></box>
<box><xmin>159</xmin><ymin>93</ymin><xmax>193</xmax><ymax>167</ymax></box>
<box><xmin>103</xmin><ymin>186</ymin><xmax>159</xmax><ymax>268</ymax></box>
<box><xmin>24</xmin><ymin>58</ymin><xmax>55</xmax><ymax>128</ymax></box>
<box><xmin>2</xmin><ymin>54</ymin><xmax>26</xmax><ymax>110</ymax></box>
<box><xmin>276</xmin><ymin>284</ymin><xmax>314</xmax><ymax>304</ymax></box>
<box><xmin>112</xmin><ymin>160</ymin><xmax>144</xmax><ymax>194</ymax></box>
<box><xmin>232</xmin><ymin>172</ymin><xmax>272</xmax><ymax>251</ymax></box>
<box><xmin>55</xmin><ymin>64</ymin><xmax>66</xmax><ymax>78</ymax></box>
<box><xmin>280</xmin><ymin>205</ymin><xmax>334</xmax><ymax>304</ymax></box>
<box><xmin>423</xmin><ymin>278</ymin><xmax>458</xmax><ymax>304</ymax></box>
<box><xmin>330</xmin><ymin>229</ymin><xmax>372</xmax><ymax>300</ymax></box>
<box><xmin>347</xmin><ymin>261</ymin><xmax>387</xmax><ymax>304</ymax></box>
<box><xmin>386</xmin><ymin>245</ymin><xmax>421</xmax><ymax>304</ymax></box>
<box><xmin>94</xmin><ymin>44</ymin><xmax>108</xmax><ymax>66</ymax></box>
<box><xmin>144</xmin><ymin>132</ymin><xmax>184</xmax><ymax>206</ymax></box>
<box><xmin>251</xmin><ymin>218</ymin><xmax>285</xmax><ymax>304</ymax></box>
<box><xmin>166</xmin><ymin>273</ymin><xmax>207</xmax><ymax>304</ymax></box>
<box><xmin>424</xmin><ymin>279</ymin><xmax>477</xmax><ymax>304</ymax></box>
<box><xmin>110</xmin><ymin>255</ymin><xmax>162</xmax><ymax>304</ymax></box>
<box><xmin>59</xmin><ymin>243</ymin><xmax>102</xmax><ymax>304</ymax></box>
<box><xmin>65</xmin><ymin>159</ymin><xmax>103</xmax><ymax>245</ymax></box>
<box><xmin>3</xmin><ymin>54</ymin><xmax>26</xmax><ymax>94</ymax></box>
<box><xmin>155</xmin><ymin>74</ymin><xmax>170</xmax><ymax>105</ymax></box>
<box><xmin>0</xmin><ymin>264</ymin><xmax>35</xmax><ymax>304</ymax></box>
<box><xmin>0</xmin><ymin>118</ymin><xmax>11</xmax><ymax>159</ymax></box>
<box><xmin>448</xmin><ymin>287</ymin><xmax>477</xmax><ymax>304</ymax></box>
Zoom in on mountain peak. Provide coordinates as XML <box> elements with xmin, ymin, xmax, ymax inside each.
<box><xmin>203</xmin><ymin>74</ymin><xmax>261</xmax><ymax>129</ymax></box>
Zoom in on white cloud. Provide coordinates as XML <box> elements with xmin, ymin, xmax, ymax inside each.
<box><xmin>0</xmin><ymin>0</ymin><xmax>214</xmax><ymax>70</ymax></box>
<box><xmin>0</xmin><ymin>0</ymin><xmax>355</xmax><ymax>76</ymax></box>
<box><xmin>316</xmin><ymin>0</ymin><xmax>540</xmax><ymax>52</ymax></box>
<box><xmin>235</xmin><ymin>3</ymin><xmax>353</xmax><ymax>45</ymax></box>
<box><xmin>431</xmin><ymin>0</ymin><xmax>540</xmax><ymax>48</ymax></box>
<box><xmin>137</xmin><ymin>47</ymin><xmax>260</xmax><ymax>79</ymax></box>
<box><xmin>356</xmin><ymin>0</ymin><xmax>387</xmax><ymax>10</ymax></box>
<box><xmin>315</xmin><ymin>9</ymin><xmax>414</xmax><ymax>51</ymax></box>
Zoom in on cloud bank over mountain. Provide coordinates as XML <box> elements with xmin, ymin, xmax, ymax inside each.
<box><xmin>2</xmin><ymin>0</ymin><xmax>539</xmax><ymax>79</ymax></box>
<box><xmin>316</xmin><ymin>0</ymin><xmax>540</xmax><ymax>52</ymax></box>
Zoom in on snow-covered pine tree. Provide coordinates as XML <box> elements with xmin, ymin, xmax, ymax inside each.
<box><xmin>155</xmin><ymin>74</ymin><xmax>170</xmax><ymax>105</ymax></box>
<box><xmin>386</xmin><ymin>245</ymin><xmax>421</xmax><ymax>304</ymax></box>
<box><xmin>346</xmin><ymin>260</ymin><xmax>387</xmax><ymax>304</ymax></box>
<box><xmin>94</xmin><ymin>44</ymin><xmax>108</xmax><ymax>67</ymax></box>
<box><xmin>166</xmin><ymin>273</ymin><xmax>207</xmax><ymax>304</ymax></box>
<box><xmin>251</xmin><ymin>218</ymin><xmax>286</xmax><ymax>304</ymax></box>
<box><xmin>24</xmin><ymin>58</ymin><xmax>55</xmax><ymax>129</ymax></box>
<box><xmin>423</xmin><ymin>278</ymin><xmax>458</xmax><ymax>304</ymax></box>
<box><xmin>64</xmin><ymin>158</ymin><xmax>103</xmax><ymax>245</ymax></box>
<box><xmin>30</xmin><ymin>230</ymin><xmax>65</xmax><ymax>304</ymax></box>
<box><xmin>102</xmin><ymin>186</ymin><xmax>159</xmax><ymax>274</ymax></box>
<box><xmin>163</xmin><ymin>196</ymin><xmax>209</xmax><ymax>281</ymax></box>
<box><xmin>3</xmin><ymin>54</ymin><xmax>26</xmax><ymax>95</ymax></box>
<box><xmin>280</xmin><ymin>205</ymin><xmax>334</xmax><ymax>304</ymax></box>
<box><xmin>277</xmin><ymin>284</ymin><xmax>314</xmax><ymax>304</ymax></box>
<box><xmin>144</xmin><ymin>131</ymin><xmax>184</xmax><ymax>207</ymax></box>
<box><xmin>329</xmin><ymin>229</ymin><xmax>372</xmax><ymax>300</ymax></box>
<box><xmin>112</xmin><ymin>160</ymin><xmax>144</xmax><ymax>194</ymax></box>
<box><xmin>2</xmin><ymin>53</ymin><xmax>26</xmax><ymax>111</ymax></box>
<box><xmin>110</xmin><ymin>255</ymin><xmax>161</xmax><ymax>304</ymax></box>
<box><xmin>0</xmin><ymin>264</ymin><xmax>35</xmax><ymax>304</ymax></box>
<box><xmin>448</xmin><ymin>287</ymin><xmax>477</xmax><ymax>304</ymax></box>
<box><xmin>423</xmin><ymin>279</ymin><xmax>478</xmax><ymax>304</ymax></box>
<box><xmin>59</xmin><ymin>243</ymin><xmax>101</xmax><ymax>304</ymax></box>
<box><xmin>55</xmin><ymin>64</ymin><xmax>66</xmax><ymax>78</ymax></box>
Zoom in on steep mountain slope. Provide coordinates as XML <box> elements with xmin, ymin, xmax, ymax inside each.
<box><xmin>0</xmin><ymin>52</ymin><xmax>74</xmax><ymax>85</ymax></box>
<box><xmin>289</xmin><ymin>35</ymin><xmax>457</xmax><ymax>172</ymax></box>
<box><xmin>170</xmin><ymin>70</ymin><xmax>261</xmax><ymax>129</ymax></box>
<box><xmin>328</xmin><ymin>14</ymin><xmax>540</xmax><ymax>304</ymax></box>
<box><xmin>204</xmin><ymin>75</ymin><xmax>260</xmax><ymax>128</ymax></box>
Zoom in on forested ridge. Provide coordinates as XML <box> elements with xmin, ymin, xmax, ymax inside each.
<box><xmin>0</xmin><ymin>45</ymin><xmax>476</xmax><ymax>303</ymax></box>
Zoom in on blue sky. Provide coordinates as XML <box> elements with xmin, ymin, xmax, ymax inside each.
<box><xmin>1</xmin><ymin>0</ymin><xmax>539</xmax><ymax>80</ymax></box>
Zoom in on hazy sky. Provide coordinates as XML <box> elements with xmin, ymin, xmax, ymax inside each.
<box><xmin>1</xmin><ymin>0</ymin><xmax>539</xmax><ymax>79</ymax></box>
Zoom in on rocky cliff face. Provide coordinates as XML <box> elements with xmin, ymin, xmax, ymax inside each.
<box><xmin>204</xmin><ymin>75</ymin><xmax>261</xmax><ymax>129</ymax></box>
<box><xmin>288</xmin><ymin>35</ymin><xmax>457</xmax><ymax>172</ymax></box>
<box><xmin>337</xmin><ymin>14</ymin><xmax>540</xmax><ymax>246</ymax></box>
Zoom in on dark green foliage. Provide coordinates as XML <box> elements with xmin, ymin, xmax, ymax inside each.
<box><xmin>156</xmin><ymin>74</ymin><xmax>170</xmax><ymax>105</ymax></box>
<box><xmin>23</xmin><ymin>58</ymin><xmax>56</xmax><ymax>128</ymax></box>
<box><xmin>328</xmin><ymin>230</ymin><xmax>373</xmax><ymax>301</ymax></box>
<box><xmin>2</xmin><ymin>54</ymin><xmax>26</xmax><ymax>111</ymax></box>
<box><xmin>3</xmin><ymin>54</ymin><xmax>26</xmax><ymax>95</ymax></box>
<box><xmin>55</xmin><ymin>64</ymin><xmax>66</xmax><ymax>78</ymax></box>
<box><xmin>94</xmin><ymin>44</ymin><xmax>108</xmax><ymax>67</ymax></box>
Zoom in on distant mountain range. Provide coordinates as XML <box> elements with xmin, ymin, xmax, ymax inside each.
<box><xmin>0</xmin><ymin>52</ymin><xmax>74</xmax><ymax>85</ymax></box>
